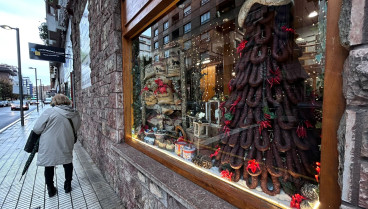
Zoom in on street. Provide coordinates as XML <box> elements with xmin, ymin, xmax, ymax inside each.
<box><xmin>0</xmin><ymin>105</ymin><xmax>41</xmax><ymax>130</ymax></box>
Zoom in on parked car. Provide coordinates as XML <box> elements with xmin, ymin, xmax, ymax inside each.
<box><xmin>10</xmin><ymin>100</ymin><xmax>29</xmax><ymax>111</ymax></box>
<box><xmin>0</xmin><ymin>101</ymin><xmax>5</xmax><ymax>107</ymax></box>
<box><xmin>44</xmin><ymin>98</ymin><xmax>52</xmax><ymax>104</ymax></box>
<box><xmin>30</xmin><ymin>99</ymin><xmax>39</xmax><ymax>105</ymax></box>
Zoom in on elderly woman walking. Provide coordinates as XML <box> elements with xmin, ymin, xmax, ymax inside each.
<box><xmin>33</xmin><ymin>94</ymin><xmax>81</xmax><ymax>197</ymax></box>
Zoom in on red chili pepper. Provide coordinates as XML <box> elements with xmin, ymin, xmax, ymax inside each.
<box><xmin>305</xmin><ymin>120</ymin><xmax>313</xmax><ymax>128</ymax></box>
<box><xmin>237</xmin><ymin>40</ymin><xmax>248</xmax><ymax>57</ymax></box>
<box><xmin>140</xmin><ymin>86</ymin><xmax>149</xmax><ymax>95</ymax></box>
<box><xmin>230</xmin><ymin>96</ymin><xmax>241</xmax><ymax>113</ymax></box>
<box><xmin>290</xmin><ymin>194</ymin><xmax>306</xmax><ymax>209</ymax></box>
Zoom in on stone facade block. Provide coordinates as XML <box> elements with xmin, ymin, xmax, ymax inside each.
<box><xmin>359</xmin><ymin>161</ymin><xmax>368</xmax><ymax>208</ymax></box>
<box><xmin>339</xmin><ymin>0</ymin><xmax>368</xmax><ymax>48</ymax></box>
<box><xmin>343</xmin><ymin>46</ymin><xmax>368</xmax><ymax>106</ymax></box>
<box><xmin>362</xmin><ymin>127</ymin><xmax>368</xmax><ymax>158</ymax></box>
<box><xmin>341</xmin><ymin>110</ymin><xmax>357</xmax><ymax>203</ymax></box>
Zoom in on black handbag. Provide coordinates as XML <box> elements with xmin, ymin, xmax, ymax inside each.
<box><xmin>24</xmin><ymin>131</ymin><xmax>41</xmax><ymax>153</ymax></box>
<box><xmin>67</xmin><ymin>118</ymin><xmax>77</xmax><ymax>143</ymax></box>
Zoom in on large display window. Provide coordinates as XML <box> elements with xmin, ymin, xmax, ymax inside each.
<box><xmin>126</xmin><ymin>0</ymin><xmax>329</xmax><ymax>208</ymax></box>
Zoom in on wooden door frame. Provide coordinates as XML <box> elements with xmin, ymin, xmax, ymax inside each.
<box><xmin>121</xmin><ymin>0</ymin><xmax>348</xmax><ymax>208</ymax></box>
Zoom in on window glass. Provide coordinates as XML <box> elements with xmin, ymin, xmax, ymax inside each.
<box><xmin>131</xmin><ymin>1</ymin><xmax>326</xmax><ymax>207</ymax></box>
<box><xmin>184</xmin><ymin>22</ymin><xmax>191</xmax><ymax>33</ymax></box>
<box><xmin>154</xmin><ymin>28</ymin><xmax>158</xmax><ymax>37</ymax></box>
<box><xmin>201</xmin><ymin>11</ymin><xmax>210</xmax><ymax>24</ymax></box>
<box><xmin>163</xmin><ymin>35</ymin><xmax>169</xmax><ymax>45</ymax></box>
<box><xmin>163</xmin><ymin>21</ymin><xmax>169</xmax><ymax>30</ymax></box>
<box><xmin>201</xmin><ymin>0</ymin><xmax>210</xmax><ymax>6</ymax></box>
<box><xmin>184</xmin><ymin>6</ymin><xmax>191</xmax><ymax>17</ymax></box>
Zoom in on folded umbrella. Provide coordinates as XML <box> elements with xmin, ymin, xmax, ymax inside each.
<box><xmin>20</xmin><ymin>138</ymin><xmax>39</xmax><ymax>181</ymax></box>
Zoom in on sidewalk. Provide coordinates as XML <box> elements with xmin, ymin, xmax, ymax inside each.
<box><xmin>0</xmin><ymin>107</ymin><xmax>124</xmax><ymax>209</ymax></box>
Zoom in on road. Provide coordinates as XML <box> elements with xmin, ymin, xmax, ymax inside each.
<box><xmin>0</xmin><ymin>105</ymin><xmax>41</xmax><ymax>130</ymax></box>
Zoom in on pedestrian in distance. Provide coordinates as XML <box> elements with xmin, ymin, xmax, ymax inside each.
<box><xmin>33</xmin><ymin>94</ymin><xmax>81</xmax><ymax>197</ymax></box>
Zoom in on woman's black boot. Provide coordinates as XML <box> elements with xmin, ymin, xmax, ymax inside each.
<box><xmin>47</xmin><ymin>185</ymin><xmax>57</xmax><ymax>197</ymax></box>
<box><xmin>64</xmin><ymin>180</ymin><xmax>72</xmax><ymax>193</ymax></box>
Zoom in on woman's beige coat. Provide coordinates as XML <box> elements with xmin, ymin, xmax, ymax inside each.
<box><xmin>33</xmin><ymin>106</ymin><xmax>81</xmax><ymax>166</ymax></box>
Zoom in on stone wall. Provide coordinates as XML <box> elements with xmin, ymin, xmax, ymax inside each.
<box><xmin>68</xmin><ymin>1</ymin><xmax>234</xmax><ymax>208</ymax></box>
<box><xmin>338</xmin><ymin>0</ymin><xmax>368</xmax><ymax>208</ymax></box>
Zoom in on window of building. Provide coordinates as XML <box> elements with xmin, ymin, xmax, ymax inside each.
<box><xmin>172</xmin><ymin>29</ymin><xmax>180</xmax><ymax>40</ymax></box>
<box><xmin>163</xmin><ymin>35</ymin><xmax>169</xmax><ymax>45</ymax></box>
<box><xmin>154</xmin><ymin>28</ymin><xmax>158</xmax><ymax>37</ymax></box>
<box><xmin>184</xmin><ymin>40</ymin><xmax>192</xmax><ymax>50</ymax></box>
<box><xmin>164</xmin><ymin>50</ymin><xmax>170</xmax><ymax>58</ymax></box>
<box><xmin>184</xmin><ymin>22</ymin><xmax>191</xmax><ymax>33</ymax></box>
<box><xmin>154</xmin><ymin>54</ymin><xmax>159</xmax><ymax>62</ymax></box>
<box><xmin>184</xmin><ymin>6</ymin><xmax>191</xmax><ymax>17</ymax></box>
<box><xmin>129</xmin><ymin>1</ymin><xmax>327</xmax><ymax>208</ymax></box>
<box><xmin>201</xmin><ymin>11</ymin><xmax>210</xmax><ymax>24</ymax></box>
<box><xmin>172</xmin><ymin>13</ymin><xmax>180</xmax><ymax>25</ymax></box>
<box><xmin>200</xmin><ymin>32</ymin><xmax>210</xmax><ymax>42</ymax></box>
<box><xmin>201</xmin><ymin>0</ymin><xmax>210</xmax><ymax>6</ymax></box>
<box><xmin>154</xmin><ymin>41</ymin><xmax>159</xmax><ymax>49</ymax></box>
<box><xmin>163</xmin><ymin>21</ymin><xmax>169</xmax><ymax>30</ymax></box>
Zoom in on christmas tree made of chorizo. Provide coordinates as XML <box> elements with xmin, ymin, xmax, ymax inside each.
<box><xmin>216</xmin><ymin>3</ymin><xmax>320</xmax><ymax>196</ymax></box>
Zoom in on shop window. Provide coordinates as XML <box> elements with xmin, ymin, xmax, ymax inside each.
<box><xmin>154</xmin><ymin>41</ymin><xmax>159</xmax><ymax>49</ymax></box>
<box><xmin>154</xmin><ymin>28</ymin><xmax>158</xmax><ymax>37</ymax></box>
<box><xmin>163</xmin><ymin>35</ymin><xmax>169</xmax><ymax>45</ymax></box>
<box><xmin>184</xmin><ymin>22</ymin><xmax>191</xmax><ymax>33</ymax></box>
<box><xmin>130</xmin><ymin>1</ymin><xmax>326</xmax><ymax>208</ymax></box>
<box><xmin>163</xmin><ymin>21</ymin><xmax>169</xmax><ymax>31</ymax></box>
<box><xmin>184</xmin><ymin>6</ymin><xmax>191</xmax><ymax>17</ymax></box>
<box><xmin>201</xmin><ymin>11</ymin><xmax>210</xmax><ymax>25</ymax></box>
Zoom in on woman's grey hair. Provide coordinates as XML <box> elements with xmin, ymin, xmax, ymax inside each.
<box><xmin>51</xmin><ymin>94</ymin><xmax>71</xmax><ymax>106</ymax></box>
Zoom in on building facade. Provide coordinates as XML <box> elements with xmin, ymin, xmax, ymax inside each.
<box><xmin>47</xmin><ymin>0</ymin><xmax>368</xmax><ymax>208</ymax></box>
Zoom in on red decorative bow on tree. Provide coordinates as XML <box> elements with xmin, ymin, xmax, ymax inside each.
<box><xmin>210</xmin><ymin>147</ymin><xmax>221</xmax><ymax>158</ymax></box>
<box><xmin>257</xmin><ymin>120</ymin><xmax>272</xmax><ymax>134</ymax></box>
<box><xmin>290</xmin><ymin>194</ymin><xmax>306</xmax><ymax>209</ymax></box>
<box><xmin>229</xmin><ymin>96</ymin><xmax>241</xmax><ymax>113</ymax></box>
<box><xmin>247</xmin><ymin>159</ymin><xmax>261</xmax><ymax>174</ymax></box>
<box><xmin>220</xmin><ymin>170</ymin><xmax>233</xmax><ymax>181</ymax></box>
<box><xmin>282</xmin><ymin>26</ymin><xmax>295</xmax><ymax>33</ymax></box>
<box><xmin>267</xmin><ymin>67</ymin><xmax>281</xmax><ymax>88</ymax></box>
<box><xmin>236</xmin><ymin>40</ymin><xmax>248</xmax><ymax>57</ymax></box>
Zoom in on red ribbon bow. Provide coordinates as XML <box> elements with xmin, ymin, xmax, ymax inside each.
<box><xmin>282</xmin><ymin>26</ymin><xmax>295</xmax><ymax>33</ymax></box>
<box><xmin>246</xmin><ymin>159</ymin><xmax>260</xmax><ymax>174</ymax></box>
<box><xmin>220</xmin><ymin>170</ymin><xmax>233</xmax><ymax>181</ymax></box>
<box><xmin>210</xmin><ymin>147</ymin><xmax>221</xmax><ymax>158</ymax></box>
<box><xmin>290</xmin><ymin>194</ymin><xmax>306</xmax><ymax>209</ymax></box>
<box><xmin>257</xmin><ymin>120</ymin><xmax>272</xmax><ymax>134</ymax></box>
<box><xmin>229</xmin><ymin>96</ymin><xmax>241</xmax><ymax>113</ymax></box>
<box><xmin>267</xmin><ymin>67</ymin><xmax>281</xmax><ymax>88</ymax></box>
<box><xmin>236</xmin><ymin>40</ymin><xmax>248</xmax><ymax>57</ymax></box>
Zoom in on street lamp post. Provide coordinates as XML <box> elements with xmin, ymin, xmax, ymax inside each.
<box><xmin>1</xmin><ymin>25</ymin><xmax>24</xmax><ymax>126</ymax></box>
<box><xmin>29</xmin><ymin>67</ymin><xmax>39</xmax><ymax>112</ymax></box>
<box><xmin>38</xmin><ymin>79</ymin><xmax>43</xmax><ymax>108</ymax></box>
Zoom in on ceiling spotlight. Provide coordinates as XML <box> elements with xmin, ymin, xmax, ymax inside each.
<box><xmin>308</xmin><ymin>11</ymin><xmax>318</xmax><ymax>18</ymax></box>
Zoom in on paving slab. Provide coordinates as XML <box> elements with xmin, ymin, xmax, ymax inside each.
<box><xmin>0</xmin><ymin>108</ymin><xmax>124</xmax><ymax>209</ymax></box>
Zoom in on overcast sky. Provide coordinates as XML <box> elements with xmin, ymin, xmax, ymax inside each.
<box><xmin>0</xmin><ymin>1</ymin><xmax>51</xmax><ymax>86</ymax></box>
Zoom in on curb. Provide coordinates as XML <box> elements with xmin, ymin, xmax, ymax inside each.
<box><xmin>0</xmin><ymin>109</ymin><xmax>38</xmax><ymax>134</ymax></box>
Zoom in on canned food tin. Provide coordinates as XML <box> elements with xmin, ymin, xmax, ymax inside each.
<box><xmin>183</xmin><ymin>146</ymin><xmax>196</xmax><ymax>161</ymax></box>
<box><xmin>175</xmin><ymin>141</ymin><xmax>187</xmax><ymax>157</ymax></box>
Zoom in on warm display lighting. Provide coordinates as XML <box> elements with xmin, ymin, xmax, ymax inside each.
<box><xmin>308</xmin><ymin>11</ymin><xmax>318</xmax><ymax>18</ymax></box>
